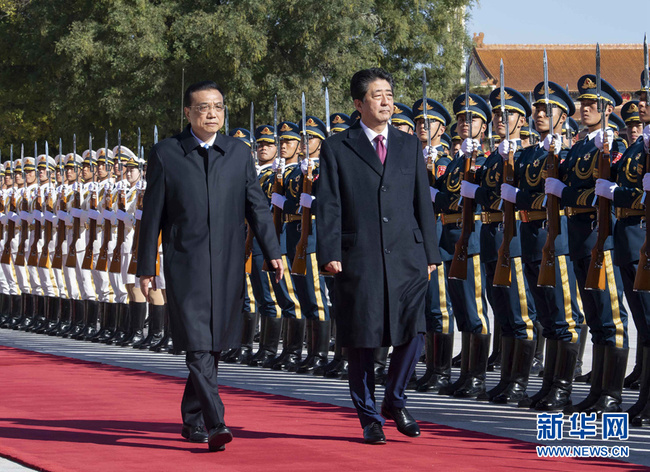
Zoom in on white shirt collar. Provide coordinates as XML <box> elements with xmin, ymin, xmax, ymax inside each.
<box><xmin>190</xmin><ymin>127</ymin><xmax>217</xmax><ymax>148</ymax></box>
<box><xmin>360</xmin><ymin>120</ymin><xmax>389</xmax><ymax>148</ymax></box>
<box><xmin>587</xmin><ymin>129</ymin><xmax>599</xmax><ymax>141</ymax></box>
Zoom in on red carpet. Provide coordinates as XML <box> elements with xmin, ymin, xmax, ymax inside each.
<box><xmin>0</xmin><ymin>346</ymin><xmax>637</xmax><ymax>471</ymax></box>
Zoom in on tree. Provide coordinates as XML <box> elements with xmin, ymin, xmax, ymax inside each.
<box><xmin>0</xmin><ymin>0</ymin><xmax>474</xmax><ymax>153</ymax></box>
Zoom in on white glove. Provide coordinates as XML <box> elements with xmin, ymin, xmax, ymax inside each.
<box><xmin>135</xmin><ymin>209</ymin><xmax>143</xmax><ymax>221</ymax></box>
<box><xmin>430</xmin><ymin>187</ymin><xmax>439</xmax><ymax>203</ymax></box>
<box><xmin>460</xmin><ymin>181</ymin><xmax>479</xmax><ymax>199</ymax></box>
<box><xmin>102</xmin><ymin>209</ymin><xmax>117</xmax><ymax>225</ymax></box>
<box><xmin>301</xmin><ymin>158</ymin><xmax>314</xmax><ymax>175</ymax></box>
<box><xmin>71</xmin><ymin>182</ymin><xmax>82</xmax><ymax>192</ymax></box>
<box><xmin>545</xmin><ymin>177</ymin><xmax>566</xmax><ymax>198</ymax></box>
<box><xmin>594</xmin><ymin>128</ymin><xmax>614</xmax><ymax>151</ymax></box>
<box><xmin>461</xmin><ymin>138</ymin><xmax>480</xmax><ymax>155</ymax></box>
<box><xmin>87</xmin><ymin>182</ymin><xmax>99</xmax><ymax>193</ymax></box>
<box><xmin>44</xmin><ymin>210</ymin><xmax>56</xmax><ymax>223</ymax></box>
<box><xmin>424</xmin><ymin>146</ymin><xmax>438</xmax><ymax>163</ymax></box>
<box><xmin>271</xmin><ymin>193</ymin><xmax>286</xmax><ymax>210</ymax></box>
<box><xmin>595</xmin><ymin>178</ymin><xmax>617</xmax><ymax>200</ymax></box>
<box><xmin>643</xmin><ymin>124</ymin><xmax>650</xmax><ymax>152</ymax></box>
<box><xmin>113</xmin><ymin>181</ymin><xmax>124</xmax><ymax>192</ymax></box>
<box><xmin>87</xmin><ymin>209</ymin><xmax>102</xmax><ymax>221</ymax></box>
<box><xmin>19</xmin><ymin>210</ymin><xmax>33</xmax><ymax>223</ymax></box>
<box><xmin>300</xmin><ymin>193</ymin><xmax>315</xmax><ymax>208</ymax></box>
<box><xmin>135</xmin><ymin>180</ymin><xmax>146</xmax><ymax>191</ymax></box>
<box><xmin>271</xmin><ymin>158</ymin><xmax>285</xmax><ymax>173</ymax></box>
<box><xmin>497</xmin><ymin>140</ymin><xmax>517</xmax><ymax>159</ymax></box>
<box><xmin>643</xmin><ymin>173</ymin><xmax>650</xmax><ymax>192</ymax></box>
<box><xmin>501</xmin><ymin>183</ymin><xmax>519</xmax><ymax>203</ymax></box>
<box><xmin>542</xmin><ymin>133</ymin><xmax>562</xmax><ymax>153</ymax></box>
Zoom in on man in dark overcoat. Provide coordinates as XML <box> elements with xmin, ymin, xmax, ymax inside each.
<box><xmin>316</xmin><ymin>68</ymin><xmax>441</xmax><ymax>444</ymax></box>
<box><xmin>137</xmin><ymin>81</ymin><xmax>283</xmax><ymax>452</ymax></box>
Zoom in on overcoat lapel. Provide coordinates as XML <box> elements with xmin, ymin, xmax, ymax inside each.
<box><xmin>343</xmin><ymin>123</ymin><xmax>384</xmax><ymax>176</ymax></box>
<box><xmin>382</xmin><ymin>126</ymin><xmax>404</xmax><ymax>182</ymax></box>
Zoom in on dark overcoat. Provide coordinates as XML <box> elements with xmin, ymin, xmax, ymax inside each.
<box><xmin>316</xmin><ymin>122</ymin><xmax>441</xmax><ymax>348</ymax></box>
<box><xmin>136</xmin><ymin>125</ymin><xmax>281</xmax><ymax>351</ymax></box>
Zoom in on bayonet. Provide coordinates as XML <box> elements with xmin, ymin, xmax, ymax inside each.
<box><xmin>302</xmin><ymin>92</ymin><xmax>309</xmax><ymax>160</ymax></box>
<box><xmin>643</xmin><ymin>34</ymin><xmax>649</xmax><ymax>206</ymax></box>
<box><xmin>225</xmin><ymin>105</ymin><xmax>229</xmax><ymax>135</ymax></box>
<box><xmin>45</xmin><ymin>140</ymin><xmax>50</xmax><ymax>184</ymax></box>
<box><xmin>459</xmin><ymin>55</ymin><xmax>473</xmax><ymax>206</ymax></box>
<box><xmin>105</xmin><ymin>131</ymin><xmax>110</xmax><ymax>171</ymax></box>
<box><xmin>154</xmin><ymin>125</ymin><xmax>158</xmax><ymax>145</ymax></box>
<box><xmin>592</xmin><ymin>43</ymin><xmax>605</xmax><ymax>206</ymax></box>
<box><xmin>273</xmin><ymin>95</ymin><xmax>279</xmax><ymax>155</ymax></box>
<box><xmin>9</xmin><ymin>145</ymin><xmax>13</xmax><ymax>189</ymax></box>
<box><xmin>325</xmin><ymin>87</ymin><xmax>331</xmax><ymax>137</ymax></box>
<box><xmin>498</xmin><ymin>59</ymin><xmax>510</xmax><ymax>211</ymax></box>
<box><xmin>542</xmin><ymin>48</ymin><xmax>553</xmax><ymax>207</ymax></box>
<box><xmin>423</xmin><ymin>69</ymin><xmax>431</xmax><ymax>158</ymax></box>
<box><xmin>528</xmin><ymin>91</ymin><xmax>535</xmax><ymax>145</ymax></box>
<box><xmin>250</xmin><ymin>102</ymin><xmax>257</xmax><ymax>165</ymax></box>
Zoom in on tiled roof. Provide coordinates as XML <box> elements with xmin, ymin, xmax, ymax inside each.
<box><xmin>472</xmin><ymin>43</ymin><xmax>644</xmax><ymax>94</ymax></box>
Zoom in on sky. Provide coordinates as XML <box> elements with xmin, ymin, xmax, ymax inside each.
<box><xmin>467</xmin><ymin>0</ymin><xmax>645</xmax><ymax>45</ymax></box>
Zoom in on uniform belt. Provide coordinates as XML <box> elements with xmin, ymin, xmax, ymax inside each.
<box><xmin>615</xmin><ymin>208</ymin><xmax>645</xmax><ymax>219</ymax></box>
<box><xmin>284</xmin><ymin>214</ymin><xmax>315</xmax><ymax>223</ymax></box>
<box><xmin>565</xmin><ymin>207</ymin><xmax>596</xmax><ymax>218</ymax></box>
<box><xmin>441</xmin><ymin>213</ymin><xmax>481</xmax><ymax>226</ymax></box>
<box><xmin>480</xmin><ymin>211</ymin><xmax>523</xmax><ymax>224</ymax></box>
<box><xmin>518</xmin><ymin>210</ymin><xmax>565</xmax><ymax>223</ymax></box>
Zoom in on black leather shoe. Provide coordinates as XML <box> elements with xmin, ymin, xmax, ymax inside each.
<box><xmin>208</xmin><ymin>424</ymin><xmax>233</xmax><ymax>452</ymax></box>
<box><xmin>363</xmin><ymin>422</ymin><xmax>386</xmax><ymax>445</ymax></box>
<box><xmin>381</xmin><ymin>400</ymin><xmax>420</xmax><ymax>437</ymax></box>
<box><xmin>181</xmin><ymin>423</ymin><xmax>208</xmax><ymax>443</ymax></box>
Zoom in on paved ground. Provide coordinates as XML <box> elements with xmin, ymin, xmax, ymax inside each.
<box><xmin>1</xmin><ymin>326</ymin><xmax>648</xmax><ymax>469</ymax></box>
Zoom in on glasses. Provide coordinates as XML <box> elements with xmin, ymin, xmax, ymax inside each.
<box><xmin>189</xmin><ymin>103</ymin><xmax>225</xmax><ymax>114</ymax></box>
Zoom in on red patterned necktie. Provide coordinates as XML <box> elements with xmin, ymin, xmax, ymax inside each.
<box><xmin>374</xmin><ymin>135</ymin><xmax>386</xmax><ymax>164</ymax></box>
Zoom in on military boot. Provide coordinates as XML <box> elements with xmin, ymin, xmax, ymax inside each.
<box><xmin>373</xmin><ymin>347</ymin><xmax>390</xmax><ymax>386</ymax></box>
<box><xmin>249</xmin><ymin>317</ymin><xmax>282</xmax><ymax>367</ymax></box>
<box><xmin>631</xmin><ymin>346</ymin><xmax>650</xmax><ymax>426</ymax></box>
<box><xmin>17</xmin><ymin>294</ymin><xmax>35</xmax><ymax>331</ymax></box>
<box><xmin>454</xmin><ymin>333</ymin><xmax>490</xmax><ymax>398</ymax></box>
<box><xmin>531</xmin><ymin>322</ymin><xmax>545</xmax><ymax>376</ymax></box>
<box><xmin>79</xmin><ymin>300</ymin><xmax>100</xmax><ymax>340</ymax></box>
<box><xmin>563</xmin><ymin>344</ymin><xmax>606</xmax><ymax>413</ymax></box>
<box><xmin>440</xmin><ymin>331</ymin><xmax>471</xmax><ymax>396</ymax></box>
<box><xmin>624</xmin><ymin>337</ymin><xmax>643</xmax><ymax>390</ymax></box>
<box><xmin>519</xmin><ymin>338</ymin><xmax>558</xmax><ymax>408</ymax></box>
<box><xmin>272</xmin><ymin>317</ymin><xmax>305</xmax><ymax>371</ymax></box>
<box><xmin>119</xmin><ymin>302</ymin><xmax>147</xmax><ymax>347</ymax></box>
<box><xmin>289</xmin><ymin>319</ymin><xmax>313</xmax><ymax>373</ymax></box>
<box><xmin>487</xmin><ymin>324</ymin><xmax>501</xmax><ymax>372</ymax></box>
<box><xmin>33</xmin><ymin>296</ymin><xmax>50</xmax><ymax>333</ymax></box>
<box><xmin>3</xmin><ymin>294</ymin><xmax>21</xmax><ymax>329</ymax></box>
<box><xmin>493</xmin><ymin>338</ymin><xmax>536</xmax><ymax>404</ymax></box>
<box><xmin>106</xmin><ymin>303</ymin><xmax>130</xmax><ymax>345</ymax></box>
<box><xmin>0</xmin><ymin>294</ymin><xmax>8</xmax><ymax>327</ymax></box>
<box><xmin>535</xmin><ymin>340</ymin><xmax>580</xmax><ymax>411</ymax></box>
<box><xmin>53</xmin><ymin>298</ymin><xmax>71</xmax><ymax>336</ymax></box>
<box><xmin>151</xmin><ymin>306</ymin><xmax>173</xmax><ymax>352</ymax></box>
<box><xmin>297</xmin><ymin>319</ymin><xmax>330</xmax><ymax>374</ymax></box>
<box><xmin>586</xmin><ymin>345</ymin><xmax>629</xmax><ymax>415</ymax></box>
<box><xmin>477</xmin><ymin>335</ymin><xmax>515</xmax><ymax>401</ymax></box>
<box><xmin>135</xmin><ymin>304</ymin><xmax>165</xmax><ymax>349</ymax></box>
<box><xmin>574</xmin><ymin>324</ymin><xmax>591</xmax><ymax>382</ymax></box>
<box><xmin>94</xmin><ymin>303</ymin><xmax>117</xmax><ymax>343</ymax></box>
<box><xmin>43</xmin><ymin>297</ymin><xmax>62</xmax><ymax>335</ymax></box>
<box><xmin>414</xmin><ymin>332</ymin><xmax>436</xmax><ymax>390</ymax></box>
<box><xmin>418</xmin><ymin>332</ymin><xmax>454</xmax><ymax>393</ymax></box>
<box><xmin>321</xmin><ymin>335</ymin><xmax>348</xmax><ymax>379</ymax></box>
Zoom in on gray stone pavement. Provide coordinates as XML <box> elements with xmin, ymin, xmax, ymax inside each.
<box><xmin>1</xmin><ymin>327</ymin><xmax>649</xmax><ymax>469</ymax></box>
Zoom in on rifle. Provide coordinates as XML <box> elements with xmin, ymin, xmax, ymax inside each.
<box><xmin>109</xmin><ymin>130</ymin><xmax>125</xmax><ymax>274</ymax></box>
<box><xmin>38</xmin><ymin>144</ymin><xmax>55</xmax><ymax>268</ymax></box>
<box><xmin>291</xmin><ymin>93</ymin><xmax>313</xmax><ymax>276</ymax></box>
<box><xmin>81</xmin><ymin>133</ymin><xmax>97</xmax><ymax>270</ymax></box>
<box><xmin>28</xmin><ymin>142</ymin><xmax>48</xmax><ymax>267</ymax></box>
<box><xmin>127</xmin><ymin>127</ymin><xmax>146</xmax><ymax>275</ymax></box>
<box><xmin>245</xmin><ymin>102</ymin><xmax>256</xmax><ymax>274</ymax></box>
<box><xmin>423</xmin><ymin>71</ymin><xmax>436</xmax><ymax>182</ymax></box>
<box><xmin>51</xmin><ymin>178</ymin><xmax>68</xmax><ymax>270</ymax></box>
<box><xmin>494</xmin><ymin>60</ymin><xmax>516</xmax><ymax>287</ymax></box>
<box><xmin>528</xmin><ymin>92</ymin><xmax>536</xmax><ymax>146</ymax></box>
<box><xmin>95</xmin><ymin>133</ymin><xmax>113</xmax><ymax>272</ymax></box>
<box><xmin>0</xmin><ymin>145</ymin><xmax>14</xmax><ymax>265</ymax></box>
<box><xmin>65</xmin><ymin>135</ymin><xmax>82</xmax><ymax>268</ymax></box>
<box><xmin>448</xmin><ymin>56</ymin><xmax>477</xmax><ymax>280</ymax></box>
<box><xmin>585</xmin><ymin>44</ymin><xmax>611</xmax><ymax>291</ymax></box>
<box><xmin>15</xmin><ymin>144</ymin><xmax>31</xmax><ymax>267</ymax></box>
<box><xmin>538</xmin><ymin>50</ymin><xmax>562</xmax><ymax>287</ymax></box>
<box><xmin>634</xmin><ymin>34</ymin><xmax>650</xmax><ymax>292</ymax></box>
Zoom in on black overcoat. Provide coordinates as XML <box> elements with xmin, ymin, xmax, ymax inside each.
<box><xmin>136</xmin><ymin>126</ymin><xmax>281</xmax><ymax>351</ymax></box>
<box><xmin>316</xmin><ymin>123</ymin><xmax>441</xmax><ymax>348</ymax></box>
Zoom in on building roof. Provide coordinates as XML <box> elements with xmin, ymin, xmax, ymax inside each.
<box><xmin>471</xmin><ymin>35</ymin><xmax>644</xmax><ymax>98</ymax></box>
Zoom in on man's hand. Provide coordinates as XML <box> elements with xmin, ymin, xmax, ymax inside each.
<box><xmin>269</xmin><ymin>258</ymin><xmax>284</xmax><ymax>283</ymax></box>
<box><xmin>139</xmin><ymin>275</ymin><xmax>157</xmax><ymax>301</ymax></box>
<box><xmin>428</xmin><ymin>264</ymin><xmax>438</xmax><ymax>275</ymax></box>
<box><xmin>323</xmin><ymin>261</ymin><xmax>342</xmax><ymax>274</ymax></box>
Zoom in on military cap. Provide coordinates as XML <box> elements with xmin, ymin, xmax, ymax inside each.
<box><xmin>22</xmin><ymin>157</ymin><xmax>36</xmax><ymax>171</ymax></box>
<box><xmin>0</xmin><ymin>163</ymin><xmax>5</xmax><ymax>175</ymax></box>
<box><xmin>390</xmin><ymin>103</ymin><xmax>415</xmax><ymax>130</ymax></box>
<box><xmin>441</xmin><ymin>133</ymin><xmax>451</xmax><ymax>150</ymax></box>
<box><xmin>229</xmin><ymin>128</ymin><xmax>251</xmax><ymax>147</ymax></box>
<box><xmin>330</xmin><ymin>113</ymin><xmax>352</xmax><ymax>133</ymax></box>
<box><xmin>637</xmin><ymin>68</ymin><xmax>650</xmax><ymax>94</ymax></box>
<box><xmin>125</xmin><ymin>155</ymin><xmax>145</xmax><ymax>168</ymax></box>
<box><xmin>489</xmin><ymin>87</ymin><xmax>531</xmax><ymax>118</ymax></box>
<box><xmin>412</xmin><ymin>98</ymin><xmax>452</xmax><ymax>126</ymax></box>
<box><xmin>82</xmin><ymin>150</ymin><xmax>97</xmax><ymax>165</ymax></box>
<box><xmin>278</xmin><ymin>121</ymin><xmax>300</xmax><ymax>141</ymax></box>
<box><xmin>533</xmin><ymin>81</ymin><xmax>576</xmax><ymax>116</ymax></box>
<box><xmin>302</xmin><ymin>116</ymin><xmax>327</xmax><ymax>140</ymax></box>
<box><xmin>12</xmin><ymin>159</ymin><xmax>21</xmax><ymax>172</ymax></box>
<box><xmin>621</xmin><ymin>100</ymin><xmax>641</xmax><ymax>124</ymax></box>
<box><xmin>254</xmin><ymin>125</ymin><xmax>276</xmax><ymax>144</ymax></box>
<box><xmin>577</xmin><ymin>74</ymin><xmax>622</xmax><ymax>106</ymax></box>
<box><xmin>96</xmin><ymin>148</ymin><xmax>114</xmax><ymax>165</ymax></box>
<box><xmin>452</xmin><ymin>93</ymin><xmax>492</xmax><ymax>124</ymax></box>
<box><xmin>350</xmin><ymin>110</ymin><xmax>361</xmax><ymax>123</ymax></box>
<box><xmin>112</xmin><ymin>146</ymin><xmax>137</xmax><ymax>163</ymax></box>
<box><xmin>608</xmin><ymin>113</ymin><xmax>625</xmax><ymax>133</ymax></box>
<box><xmin>37</xmin><ymin>154</ymin><xmax>57</xmax><ymax>170</ymax></box>
<box><xmin>65</xmin><ymin>153</ymin><xmax>83</xmax><ymax>168</ymax></box>
<box><xmin>449</xmin><ymin>123</ymin><xmax>461</xmax><ymax>141</ymax></box>
<box><xmin>521</xmin><ymin>126</ymin><xmax>541</xmax><ymax>141</ymax></box>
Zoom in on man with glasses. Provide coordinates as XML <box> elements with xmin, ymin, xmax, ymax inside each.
<box><xmin>137</xmin><ymin>80</ymin><xmax>282</xmax><ymax>452</ymax></box>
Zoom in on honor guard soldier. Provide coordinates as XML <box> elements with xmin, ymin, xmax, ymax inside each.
<box><xmin>461</xmin><ymin>87</ymin><xmax>538</xmax><ymax>404</ymax></box>
<box><xmin>0</xmin><ymin>162</ymin><xmax>20</xmax><ymax>327</ymax></box>
<box><xmin>390</xmin><ymin>103</ymin><xmax>415</xmax><ymax>134</ymax></box>
<box><xmin>272</xmin><ymin>115</ymin><xmax>330</xmax><ymax>373</ymax></box>
<box><xmin>248</xmin><ymin>122</ymin><xmax>304</xmax><ymax>368</ymax></box>
<box><xmin>432</xmin><ymin>93</ymin><xmax>491</xmax><ymax>398</ymax></box>
<box><xmin>599</xmin><ymin>70</ymin><xmax>650</xmax><ymax>424</ymax></box>
<box><xmin>330</xmin><ymin>113</ymin><xmax>352</xmax><ymax>134</ymax></box>
<box><xmin>545</xmin><ymin>74</ymin><xmax>629</xmax><ymax>414</ymax></box>
<box><xmin>409</xmin><ymin>97</ymin><xmax>454</xmax><ymax>393</ymax></box>
<box><xmin>503</xmin><ymin>82</ymin><xmax>584</xmax><ymax>411</ymax></box>
<box><xmin>622</xmin><ymin>100</ymin><xmax>643</xmax><ymax>144</ymax></box>
<box><xmin>0</xmin><ymin>164</ymin><xmax>13</xmax><ymax>326</ymax></box>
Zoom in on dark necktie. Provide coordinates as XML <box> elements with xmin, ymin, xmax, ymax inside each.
<box><xmin>374</xmin><ymin>135</ymin><xmax>386</xmax><ymax>165</ymax></box>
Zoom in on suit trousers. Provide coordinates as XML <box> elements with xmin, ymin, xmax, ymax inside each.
<box><xmin>347</xmin><ymin>334</ymin><xmax>424</xmax><ymax>428</ymax></box>
<box><xmin>182</xmin><ymin>351</ymin><xmax>225</xmax><ymax>431</ymax></box>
